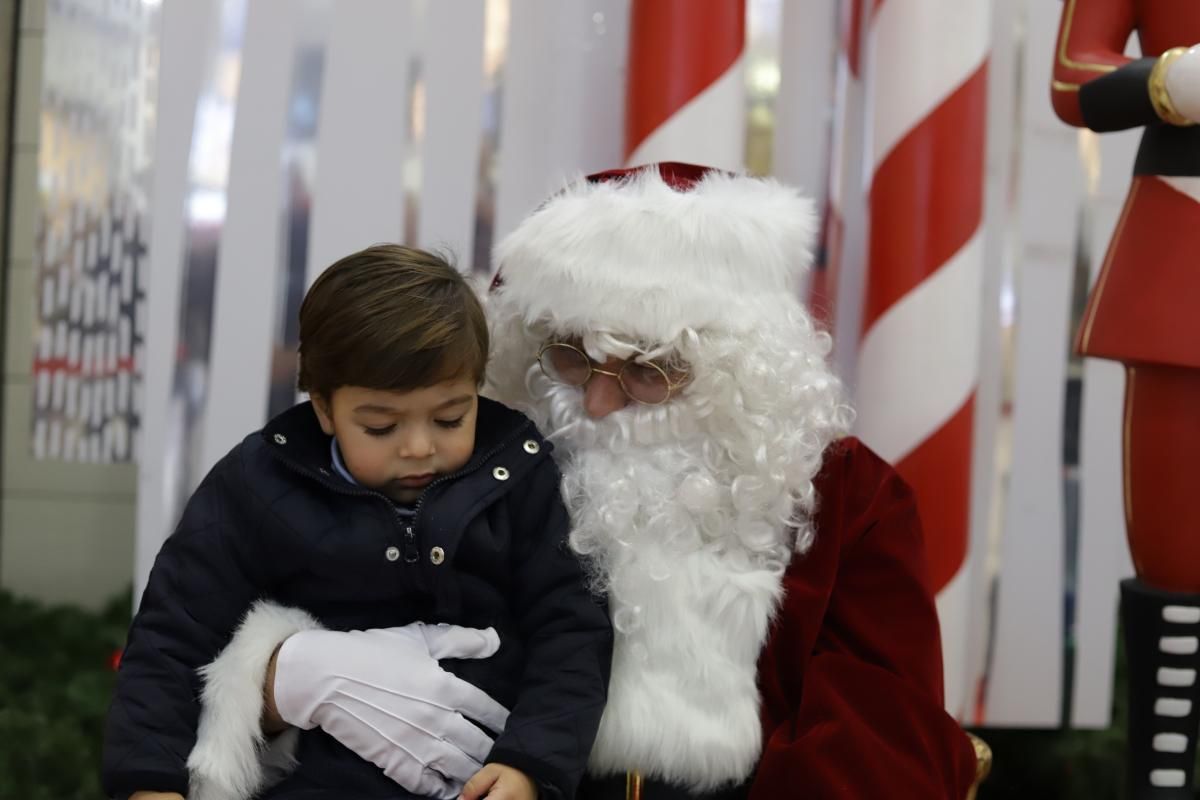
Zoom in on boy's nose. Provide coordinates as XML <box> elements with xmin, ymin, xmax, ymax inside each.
<box><xmin>398</xmin><ymin>430</ymin><xmax>435</xmax><ymax>459</ymax></box>
<box><xmin>583</xmin><ymin>373</ymin><xmax>629</xmax><ymax>418</ymax></box>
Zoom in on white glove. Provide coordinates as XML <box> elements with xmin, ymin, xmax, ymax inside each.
<box><xmin>1165</xmin><ymin>44</ymin><xmax>1200</xmax><ymax>123</ymax></box>
<box><xmin>273</xmin><ymin>624</ymin><xmax>510</xmax><ymax>800</ymax></box>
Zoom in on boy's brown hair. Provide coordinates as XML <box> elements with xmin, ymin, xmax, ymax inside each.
<box><xmin>297</xmin><ymin>244</ymin><xmax>488</xmax><ymax>399</ymax></box>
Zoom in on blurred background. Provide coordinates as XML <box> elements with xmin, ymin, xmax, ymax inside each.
<box><xmin>0</xmin><ymin>0</ymin><xmax>1157</xmax><ymax>796</ymax></box>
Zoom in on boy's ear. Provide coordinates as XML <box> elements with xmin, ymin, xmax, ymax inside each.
<box><xmin>311</xmin><ymin>393</ymin><xmax>336</xmax><ymax>436</ymax></box>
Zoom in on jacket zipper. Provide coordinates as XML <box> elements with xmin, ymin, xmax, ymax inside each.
<box><xmin>266</xmin><ymin>447</ymin><xmax>425</xmax><ymax>566</ymax></box>
<box><xmin>403</xmin><ymin>523</ymin><xmax>418</xmax><ymax>563</ymax></box>
<box><xmin>410</xmin><ymin>421</ymin><xmax>536</xmax><ymax>523</ymax></box>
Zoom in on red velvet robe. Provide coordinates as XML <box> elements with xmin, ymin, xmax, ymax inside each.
<box><xmin>752</xmin><ymin>438</ymin><xmax>979</xmax><ymax>798</ymax></box>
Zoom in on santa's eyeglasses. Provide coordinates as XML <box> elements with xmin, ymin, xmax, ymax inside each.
<box><xmin>536</xmin><ymin>342</ymin><xmax>690</xmax><ymax>406</ymax></box>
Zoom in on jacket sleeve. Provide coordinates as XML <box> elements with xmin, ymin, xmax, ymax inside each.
<box><xmin>751</xmin><ymin>441</ymin><xmax>979</xmax><ymax>799</ymax></box>
<box><xmin>1050</xmin><ymin>0</ymin><xmax>1155</xmax><ymax>131</ymax></box>
<box><xmin>486</xmin><ymin>456</ymin><xmax>614</xmax><ymax>800</ymax></box>
<box><xmin>102</xmin><ymin>447</ymin><xmax>272</xmax><ymax>798</ymax></box>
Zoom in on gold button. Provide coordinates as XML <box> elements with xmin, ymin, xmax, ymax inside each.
<box><xmin>492</xmin><ymin>466</ymin><xmax>510</xmax><ymax>481</ymax></box>
<box><xmin>430</xmin><ymin>546</ymin><xmax>445</xmax><ymax>566</ymax></box>
<box><xmin>523</xmin><ymin>439</ymin><xmax>540</xmax><ymax>454</ymax></box>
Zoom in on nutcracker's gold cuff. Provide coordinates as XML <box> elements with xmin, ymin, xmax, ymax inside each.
<box><xmin>1149</xmin><ymin>47</ymin><xmax>1196</xmax><ymax>127</ymax></box>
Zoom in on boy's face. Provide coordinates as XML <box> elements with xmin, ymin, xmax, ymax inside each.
<box><xmin>312</xmin><ymin>377</ymin><xmax>478</xmax><ymax>503</ymax></box>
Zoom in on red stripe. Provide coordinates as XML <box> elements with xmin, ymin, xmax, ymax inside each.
<box><xmin>861</xmin><ymin>62</ymin><xmax>988</xmax><ymax>334</ymax></box>
<box><xmin>625</xmin><ymin>0</ymin><xmax>745</xmax><ymax>159</ymax></box>
<box><xmin>895</xmin><ymin>393</ymin><xmax>976</xmax><ymax>593</ymax></box>
<box><xmin>33</xmin><ymin>356</ymin><xmax>136</xmax><ymax>378</ymax></box>
<box><xmin>842</xmin><ymin>0</ymin><xmax>865</xmax><ymax>77</ymax></box>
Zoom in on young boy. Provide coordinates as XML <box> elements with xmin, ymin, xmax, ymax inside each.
<box><xmin>101</xmin><ymin>245</ymin><xmax>613</xmax><ymax>800</ymax></box>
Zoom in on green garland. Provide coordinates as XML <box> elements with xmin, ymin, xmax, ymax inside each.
<box><xmin>0</xmin><ymin>589</ymin><xmax>130</xmax><ymax>800</ymax></box>
<box><xmin>970</xmin><ymin>639</ymin><xmax>1128</xmax><ymax>799</ymax></box>
<box><xmin>971</xmin><ymin>627</ymin><xmax>1200</xmax><ymax>799</ymax></box>
<box><xmin>971</xmin><ymin>722</ymin><xmax>1128</xmax><ymax>798</ymax></box>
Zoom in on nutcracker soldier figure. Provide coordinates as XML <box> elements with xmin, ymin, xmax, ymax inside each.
<box><xmin>1051</xmin><ymin>2</ymin><xmax>1200</xmax><ymax>797</ymax></box>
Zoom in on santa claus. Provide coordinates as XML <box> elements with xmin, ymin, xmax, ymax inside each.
<box><xmin>187</xmin><ymin>163</ymin><xmax>980</xmax><ymax>799</ymax></box>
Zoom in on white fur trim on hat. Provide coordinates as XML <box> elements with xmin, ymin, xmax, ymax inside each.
<box><xmin>187</xmin><ymin>600</ymin><xmax>324</xmax><ymax>800</ymax></box>
<box><xmin>492</xmin><ymin>166</ymin><xmax>817</xmax><ymax>345</ymax></box>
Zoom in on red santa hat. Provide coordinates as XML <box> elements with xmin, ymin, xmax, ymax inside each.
<box><xmin>490</xmin><ymin>162</ymin><xmax>817</xmax><ymax>346</ymax></box>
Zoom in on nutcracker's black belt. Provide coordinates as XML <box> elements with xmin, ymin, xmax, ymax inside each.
<box><xmin>576</xmin><ymin>771</ymin><xmax>751</xmax><ymax>800</ymax></box>
<box><xmin>1134</xmin><ymin>125</ymin><xmax>1200</xmax><ymax>177</ymax></box>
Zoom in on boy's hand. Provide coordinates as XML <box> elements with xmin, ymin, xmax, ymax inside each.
<box><xmin>460</xmin><ymin>763</ymin><xmax>538</xmax><ymax>800</ymax></box>
<box><xmin>129</xmin><ymin>793</ymin><xmax>184</xmax><ymax>800</ymax></box>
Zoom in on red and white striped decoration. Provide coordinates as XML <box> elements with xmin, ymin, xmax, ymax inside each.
<box><xmin>624</xmin><ymin>0</ymin><xmax>745</xmax><ymax>169</ymax></box>
<box><xmin>854</xmin><ymin>0</ymin><xmax>991</xmax><ymax>715</ymax></box>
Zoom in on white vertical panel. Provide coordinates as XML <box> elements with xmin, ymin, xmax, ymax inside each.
<box><xmin>200</xmin><ymin>0</ymin><xmax>300</xmax><ymax>473</ymax></box>
<box><xmin>1070</xmin><ymin>361</ymin><xmax>1129</xmax><ymax>726</ymax></box>
<box><xmin>984</xmin><ymin>245</ymin><xmax>1073</xmax><ymax>725</ymax></box>
<box><xmin>418</xmin><ymin>0</ymin><xmax>487</xmax><ymax>266</ymax></box>
<box><xmin>982</xmin><ymin>0</ymin><xmax>1083</xmax><ymax>723</ymax></box>
<box><xmin>492</xmin><ymin>0</ymin><xmax>628</xmax><ymax>245</ymax></box>
<box><xmin>830</xmin><ymin>42</ymin><xmax>869</xmax><ymax>380</ymax></box>
<box><xmin>1070</xmin><ymin>127</ymin><xmax>1141</xmax><ymax>727</ymax></box>
<box><xmin>305</xmin><ymin>0</ymin><xmax>411</xmax><ymax>288</ymax></box>
<box><xmin>961</xmin><ymin>0</ymin><xmax>1019</xmax><ymax>723</ymax></box>
<box><xmin>134</xmin><ymin>0</ymin><xmax>222</xmax><ymax>605</ymax></box>
<box><xmin>771</xmin><ymin>0</ymin><xmax>837</xmax><ymax>195</ymax></box>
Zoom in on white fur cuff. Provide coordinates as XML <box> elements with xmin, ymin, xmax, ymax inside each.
<box><xmin>187</xmin><ymin>600</ymin><xmax>324</xmax><ymax>800</ymax></box>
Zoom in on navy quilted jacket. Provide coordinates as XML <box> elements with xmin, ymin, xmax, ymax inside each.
<box><xmin>102</xmin><ymin>398</ymin><xmax>612</xmax><ymax>799</ymax></box>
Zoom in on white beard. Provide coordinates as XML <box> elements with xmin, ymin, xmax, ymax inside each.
<box><xmin>544</xmin><ymin>383</ymin><xmax>798</xmax><ymax>791</ymax></box>
<box><xmin>484</xmin><ymin>311</ymin><xmax>851</xmax><ymax>790</ymax></box>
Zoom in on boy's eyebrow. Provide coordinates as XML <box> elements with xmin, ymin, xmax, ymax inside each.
<box><xmin>353</xmin><ymin>395</ymin><xmax>474</xmax><ymax>415</ymax></box>
<box><xmin>434</xmin><ymin>395</ymin><xmax>475</xmax><ymax>411</ymax></box>
<box><xmin>353</xmin><ymin>404</ymin><xmax>401</xmax><ymax>414</ymax></box>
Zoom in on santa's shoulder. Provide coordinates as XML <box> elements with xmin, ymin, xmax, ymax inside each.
<box><xmin>816</xmin><ymin>436</ymin><xmax>906</xmax><ymax>486</ymax></box>
<box><xmin>811</xmin><ymin>437</ymin><xmax>918</xmax><ymax>544</ymax></box>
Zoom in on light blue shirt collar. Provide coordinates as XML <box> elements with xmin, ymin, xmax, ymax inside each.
<box><xmin>330</xmin><ymin>437</ymin><xmax>418</xmax><ymax>513</ymax></box>
<box><xmin>330</xmin><ymin>438</ymin><xmax>358</xmax><ymax>485</ymax></box>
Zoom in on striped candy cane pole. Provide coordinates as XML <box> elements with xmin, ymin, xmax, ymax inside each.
<box><xmin>854</xmin><ymin>0</ymin><xmax>991</xmax><ymax>715</ymax></box>
<box><xmin>625</xmin><ymin>0</ymin><xmax>745</xmax><ymax>170</ymax></box>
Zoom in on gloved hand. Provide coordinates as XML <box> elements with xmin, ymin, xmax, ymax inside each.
<box><xmin>1165</xmin><ymin>44</ymin><xmax>1200</xmax><ymax>123</ymax></box>
<box><xmin>273</xmin><ymin>624</ymin><xmax>510</xmax><ymax>799</ymax></box>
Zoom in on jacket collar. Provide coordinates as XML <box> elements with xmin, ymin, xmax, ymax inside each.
<box><xmin>259</xmin><ymin>396</ymin><xmax>544</xmax><ymax>481</ymax></box>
